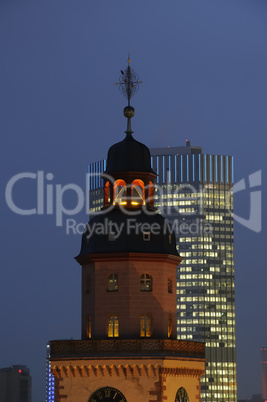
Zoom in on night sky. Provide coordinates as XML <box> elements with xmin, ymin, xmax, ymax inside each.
<box><xmin>0</xmin><ymin>1</ymin><xmax>266</xmax><ymax>400</ymax></box>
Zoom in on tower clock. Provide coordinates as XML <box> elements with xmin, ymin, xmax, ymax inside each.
<box><xmin>89</xmin><ymin>387</ymin><xmax>127</xmax><ymax>402</ymax></box>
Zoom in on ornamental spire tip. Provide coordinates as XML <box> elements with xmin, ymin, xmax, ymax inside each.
<box><xmin>116</xmin><ymin>56</ymin><xmax>142</xmax><ymax>107</ymax></box>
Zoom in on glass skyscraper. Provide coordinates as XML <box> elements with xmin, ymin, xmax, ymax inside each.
<box><xmin>88</xmin><ymin>140</ymin><xmax>237</xmax><ymax>402</ymax></box>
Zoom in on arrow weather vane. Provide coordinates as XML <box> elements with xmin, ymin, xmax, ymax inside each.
<box><xmin>116</xmin><ymin>55</ymin><xmax>143</xmax><ymax>106</ymax></box>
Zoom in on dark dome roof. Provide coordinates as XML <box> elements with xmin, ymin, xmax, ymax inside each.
<box><xmin>76</xmin><ymin>208</ymin><xmax>179</xmax><ymax>258</ymax></box>
<box><xmin>105</xmin><ymin>133</ymin><xmax>156</xmax><ymax>174</ymax></box>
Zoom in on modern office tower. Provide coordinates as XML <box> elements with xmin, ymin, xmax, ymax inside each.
<box><xmin>48</xmin><ymin>62</ymin><xmax>205</xmax><ymax>401</ymax></box>
<box><xmin>88</xmin><ymin>140</ymin><xmax>237</xmax><ymax>402</ymax></box>
<box><xmin>0</xmin><ymin>365</ymin><xmax>31</xmax><ymax>402</ymax></box>
<box><xmin>261</xmin><ymin>347</ymin><xmax>267</xmax><ymax>401</ymax></box>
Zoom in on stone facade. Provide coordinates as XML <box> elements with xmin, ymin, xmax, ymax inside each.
<box><xmin>50</xmin><ymin>339</ymin><xmax>205</xmax><ymax>401</ymax></box>
<box><xmin>51</xmin><ymin>357</ymin><xmax>204</xmax><ymax>402</ymax></box>
<box><xmin>80</xmin><ymin>253</ymin><xmax>181</xmax><ymax>340</ymax></box>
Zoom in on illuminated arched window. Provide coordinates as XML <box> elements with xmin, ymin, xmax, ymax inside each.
<box><xmin>131</xmin><ymin>179</ymin><xmax>145</xmax><ymax>205</ymax></box>
<box><xmin>107</xmin><ymin>273</ymin><xmax>118</xmax><ymax>291</ymax></box>
<box><xmin>140</xmin><ymin>314</ymin><xmax>152</xmax><ymax>337</ymax></box>
<box><xmin>104</xmin><ymin>181</ymin><xmax>111</xmax><ymax>206</ymax></box>
<box><xmin>107</xmin><ymin>315</ymin><xmax>119</xmax><ymax>338</ymax></box>
<box><xmin>114</xmin><ymin>179</ymin><xmax>127</xmax><ymax>205</ymax></box>
<box><xmin>175</xmin><ymin>387</ymin><xmax>189</xmax><ymax>402</ymax></box>
<box><xmin>168</xmin><ymin>276</ymin><xmax>173</xmax><ymax>294</ymax></box>
<box><xmin>140</xmin><ymin>273</ymin><xmax>152</xmax><ymax>291</ymax></box>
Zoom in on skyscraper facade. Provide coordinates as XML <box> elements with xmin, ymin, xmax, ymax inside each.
<box><xmin>88</xmin><ymin>140</ymin><xmax>237</xmax><ymax>402</ymax></box>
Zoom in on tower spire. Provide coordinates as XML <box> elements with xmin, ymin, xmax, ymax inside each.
<box><xmin>116</xmin><ymin>56</ymin><xmax>142</xmax><ymax>135</ymax></box>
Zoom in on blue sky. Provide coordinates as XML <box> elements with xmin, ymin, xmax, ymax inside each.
<box><xmin>0</xmin><ymin>1</ymin><xmax>266</xmax><ymax>400</ymax></box>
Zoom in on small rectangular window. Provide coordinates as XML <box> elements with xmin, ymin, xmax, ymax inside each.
<box><xmin>140</xmin><ymin>274</ymin><xmax>152</xmax><ymax>291</ymax></box>
<box><xmin>168</xmin><ymin>277</ymin><xmax>173</xmax><ymax>294</ymax></box>
<box><xmin>143</xmin><ymin>232</ymin><xmax>151</xmax><ymax>241</ymax></box>
<box><xmin>107</xmin><ymin>315</ymin><xmax>119</xmax><ymax>337</ymax></box>
<box><xmin>140</xmin><ymin>314</ymin><xmax>152</xmax><ymax>337</ymax></box>
<box><xmin>107</xmin><ymin>273</ymin><xmax>118</xmax><ymax>292</ymax></box>
<box><xmin>86</xmin><ymin>315</ymin><xmax>91</xmax><ymax>339</ymax></box>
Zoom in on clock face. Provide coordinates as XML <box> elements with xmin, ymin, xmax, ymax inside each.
<box><xmin>88</xmin><ymin>387</ymin><xmax>127</xmax><ymax>402</ymax></box>
<box><xmin>175</xmin><ymin>387</ymin><xmax>189</xmax><ymax>402</ymax></box>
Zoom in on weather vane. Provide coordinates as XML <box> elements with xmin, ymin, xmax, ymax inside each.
<box><xmin>116</xmin><ymin>55</ymin><xmax>143</xmax><ymax>106</ymax></box>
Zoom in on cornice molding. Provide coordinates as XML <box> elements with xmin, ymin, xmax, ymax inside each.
<box><xmin>51</xmin><ymin>363</ymin><xmax>204</xmax><ymax>379</ymax></box>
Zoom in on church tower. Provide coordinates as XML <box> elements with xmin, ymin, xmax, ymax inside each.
<box><xmin>49</xmin><ymin>60</ymin><xmax>205</xmax><ymax>402</ymax></box>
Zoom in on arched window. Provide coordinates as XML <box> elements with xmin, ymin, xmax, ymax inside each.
<box><xmin>114</xmin><ymin>179</ymin><xmax>127</xmax><ymax>205</ymax></box>
<box><xmin>140</xmin><ymin>273</ymin><xmax>152</xmax><ymax>291</ymax></box>
<box><xmin>168</xmin><ymin>276</ymin><xmax>173</xmax><ymax>294</ymax></box>
<box><xmin>131</xmin><ymin>179</ymin><xmax>145</xmax><ymax>205</ymax></box>
<box><xmin>175</xmin><ymin>387</ymin><xmax>189</xmax><ymax>402</ymax></box>
<box><xmin>104</xmin><ymin>181</ymin><xmax>111</xmax><ymax>206</ymax></box>
<box><xmin>107</xmin><ymin>315</ymin><xmax>119</xmax><ymax>338</ymax></box>
<box><xmin>107</xmin><ymin>273</ymin><xmax>118</xmax><ymax>291</ymax></box>
<box><xmin>140</xmin><ymin>314</ymin><xmax>152</xmax><ymax>337</ymax></box>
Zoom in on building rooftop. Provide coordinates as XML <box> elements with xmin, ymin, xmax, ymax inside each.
<box><xmin>150</xmin><ymin>140</ymin><xmax>202</xmax><ymax>156</ymax></box>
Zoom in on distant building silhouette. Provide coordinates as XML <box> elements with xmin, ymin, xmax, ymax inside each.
<box><xmin>0</xmin><ymin>365</ymin><xmax>31</xmax><ymax>402</ymax></box>
<box><xmin>261</xmin><ymin>347</ymin><xmax>267</xmax><ymax>401</ymax></box>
